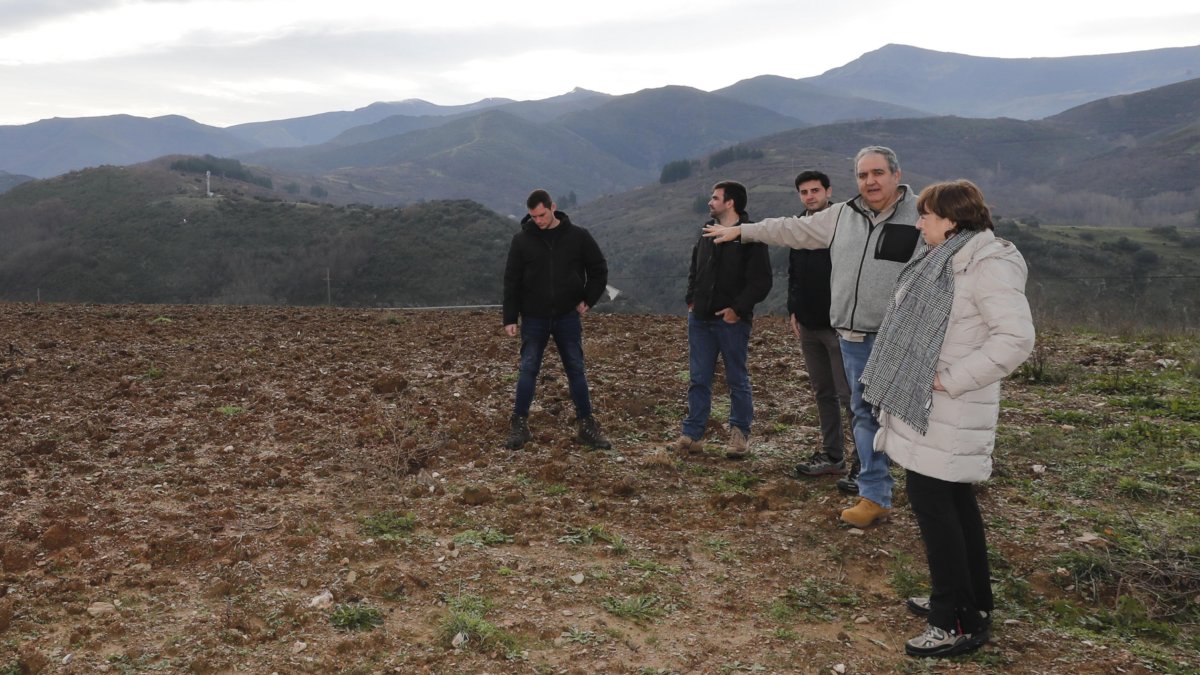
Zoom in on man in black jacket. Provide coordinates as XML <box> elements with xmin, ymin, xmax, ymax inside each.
<box><xmin>503</xmin><ymin>189</ymin><xmax>611</xmax><ymax>451</ymax></box>
<box><xmin>676</xmin><ymin>181</ymin><xmax>772</xmax><ymax>459</ymax></box>
<box><xmin>786</xmin><ymin>171</ymin><xmax>857</xmax><ymax>491</ymax></box>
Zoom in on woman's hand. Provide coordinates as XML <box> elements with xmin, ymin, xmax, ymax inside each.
<box><xmin>933</xmin><ymin>373</ymin><xmax>946</xmax><ymax>391</ymax></box>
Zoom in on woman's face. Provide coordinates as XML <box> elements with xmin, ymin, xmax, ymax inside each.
<box><xmin>917</xmin><ymin>210</ymin><xmax>956</xmax><ymax>246</ymax></box>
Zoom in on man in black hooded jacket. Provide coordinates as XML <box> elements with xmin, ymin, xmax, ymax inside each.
<box><xmin>502</xmin><ymin>189</ymin><xmax>611</xmax><ymax>451</ymax></box>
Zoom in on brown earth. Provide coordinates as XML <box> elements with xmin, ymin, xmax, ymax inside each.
<box><xmin>0</xmin><ymin>303</ymin><xmax>1175</xmax><ymax>673</ymax></box>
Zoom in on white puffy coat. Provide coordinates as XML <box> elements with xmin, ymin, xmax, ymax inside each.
<box><xmin>876</xmin><ymin>230</ymin><xmax>1035</xmax><ymax>483</ymax></box>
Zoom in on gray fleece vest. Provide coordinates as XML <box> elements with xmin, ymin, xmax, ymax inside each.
<box><xmin>828</xmin><ymin>188</ymin><xmax>921</xmax><ymax>333</ymax></box>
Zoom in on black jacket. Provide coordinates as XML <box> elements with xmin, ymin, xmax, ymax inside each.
<box><xmin>787</xmin><ymin>207</ymin><xmax>834</xmax><ymax>329</ymax></box>
<box><xmin>503</xmin><ymin>212</ymin><xmax>608</xmax><ymax>325</ymax></box>
<box><xmin>686</xmin><ymin>220</ymin><xmax>772</xmax><ymax>321</ymax></box>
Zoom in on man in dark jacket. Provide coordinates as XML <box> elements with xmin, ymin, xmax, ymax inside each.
<box><xmin>676</xmin><ymin>181</ymin><xmax>772</xmax><ymax>459</ymax></box>
<box><xmin>503</xmin><ymin>189</ymin><xmax>611</xmax><ymax>451</ymax></box>
<box><xmin>787</xmin><ymin>171</ymin><xmax>858</xmax><ymax>492</ymax></box>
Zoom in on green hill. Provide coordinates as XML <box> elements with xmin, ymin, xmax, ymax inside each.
<box><xmin>0</xmin><ymin>163</ymin><xmax>518</xmax><ymax>306</ymax></box>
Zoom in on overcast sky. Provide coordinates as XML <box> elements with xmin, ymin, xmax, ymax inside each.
<box><xmin>1</xmin><ymin>0</ymin><xmax>1197</xmax><ymax>128</ymax></box>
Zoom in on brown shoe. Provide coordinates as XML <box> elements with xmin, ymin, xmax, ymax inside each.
<box><xmin>840</xmin><ymin>497</ymin><xmax>891</xmax><ymax>528</ymax></box>
<box><xmin>673</xmin><ymin>435</ymin><xmax>703</xmax><ymax>455</ymax></box>
<box><xmin>725</xmin><ymin>427</ymin><xmax>749</xmax><ymax>460</ymax></box>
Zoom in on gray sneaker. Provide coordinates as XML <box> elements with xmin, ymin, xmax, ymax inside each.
<box><xmin>793</xmin><ymin>450</ymin><xmax>845</xmax><ymax>477</ymax></box>
<box><xmin>906</xmin><ymin>597</ymin><xmax>931</xmax><ymax>617</ymax></box>
<box><xmin>905</xmin><ymin>624</ymin><xmax>987</xmax><ymax>658</ymax></box>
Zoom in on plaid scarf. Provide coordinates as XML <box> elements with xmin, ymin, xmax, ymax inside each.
<box><xmin>860</xmin><ymin>230</ymin><xmax>979</xmax><ymax>434</ymax></box>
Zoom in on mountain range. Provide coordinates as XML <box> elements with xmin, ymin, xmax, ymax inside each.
<box><xmin>1</xmin><ymin>43</ymin><xmax>1197</xmax><ymax>211</ymax></box>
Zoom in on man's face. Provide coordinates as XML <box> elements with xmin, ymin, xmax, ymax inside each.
<box><xmin>708</xmin><ymin>189</ymin><xmax>732</xmax><ymax>220</ymax></box>
<box><xmin>528</xmin><ymin>203</ymin><xmax>557</xmax><ymax>229</ymax></box>
<box><xmin>796</xmin><ymin>180</ymin><xmax>831</xmax><ymax>212</ymax></box>
<box><xmin>855</xmin><ymin>153</ymin><xmax>901</xmax><ymax>212</ymax></box>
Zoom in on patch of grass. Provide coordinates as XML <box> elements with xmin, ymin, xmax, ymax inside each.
<box><xmin>149</xmin><ymin>316</ymin><xmax>173</xmax><ymax>324</ymax></box>
<box><xmin>888</xmin><ymin>552</ymin><xmax>928</xmax><ymax>600</ymax></box>
<box><xmin>1088</xmin><ymin>372</ymin><xmax>1160</xmax><ymax>396</ymax></box>
<box><xmin>141</xmin><ymin>365</ymin><xmax>164</xmax><ymax>380</ymax></box>
<box><xmin>438</xmin><ymin>593</ymin><xmax>515</xmax><ymax>652</ymax></box>
<box><xmin>1014</xmin><ymin>344</ymin><xmax>1073</xmax><ymax>384</ymax></box>
<box><xmin>705</xmin><ymin>537</ymin><xmax>738</xmax><ymax>563</ymax></box>
<box><xmin>330</xmin><ymin>603</ymin><xmax>384</xmax><ymax>632</ymax></box>
<box><xmin>453</xmin><ymin>527</ymin><xmax>514</xmax><ymax>549</ymax></box>
<box><xmin>768</xmin><ymin>577</ymin><xmax>858</xmax><ymax>622</ymax></box>
<box><xmin>561</xmin><ymin>626</ymin><xmax>605</xmax><ymax>645</ymax></box>
<box><xmin>558</xmin><ymin>524</ymin><xmax>624</xmax><ymax>554</ymax></box>
<box><xmin>601</xmin><ymin>594</ymin><xmax>661</xmax><ymax>622</ymax></box>
<box><xmin>713</xmin><ymin>469</ymin><xmax>761</xmax><ymax>494</ymax></box>
<box><xmin>1045</xmin><ymin>409</ymin><xmax>1101</xmax><ymax>425</ymax></box>
<box><xmin>626</xmin><ymin>559</ymin><xmax>679</xmax><ymax>576</ymax></box>
<box><xmin>497</xmin><ymin>566</ymin><xmax>516</xmax><ymax>577</ymax></box>
<box><xmin>544</xmin><ymin>483</ymin><xmax>569</xmax><ymax>496</ymax></box>
<box><xmin>360</xmin><ymin>510</ymin><xmax>416</xmax><ymax>541</ymax></box>
<box><xmin>1116</xmin><ymin>477</ymin><xmax>1170</xmax><ymax>501</ymax></box>
<box><xmin>771</xmin><ymin>627</ymin><xmax>799</xmax><ymax>641</ymax></box>
<box><xmin>217</xmin><ymin>405</ymin><xmax>245</xmax><ymax>416</ymax></box>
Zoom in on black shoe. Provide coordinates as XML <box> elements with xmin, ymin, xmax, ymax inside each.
<box><xmin>836</xmin><ymin>456</ymin><xmax>860</xmax><ymax>494</ymax></box>
<box><xmin>576</xmin><ymin>415</ymin><xmax>612</xmax><ymax>450</ymax></box>
<box><xmin>506</xmin><ymin>414</ymin><xmax>531</xmax><ymax>450</ymax></box>
<box><xmin>793</xmin><ymin>450</ymin><xmax>845</xmax><ymax>477</ymax></box>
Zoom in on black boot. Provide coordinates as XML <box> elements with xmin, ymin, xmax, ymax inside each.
<box><xmin>506</xmin><ymin>414</ymin><xmax>531</xmax><ymax>450</ymax></box>
<box><xmin>576</xmin><ymin>415</ymin><xmax>612</xmax><ymax>450</ymax></box>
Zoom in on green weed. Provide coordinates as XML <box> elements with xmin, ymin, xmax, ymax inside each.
<box><xmin>330</xmin><ymin>603</ymin><xmax>384</xmax><ymax>631</ymax></box>
<box><xmin>360</xmin><ymin>510</ymin><xmax>416</xmax><ymax>541</ymax></box>
<box><xmin>217</xmin><ymin>405</ymin><xmax>245</xmax><ymax>416</ymax></box>
<box><xmin>714</xmin><ymin>470</ymin><xmax>761</xmax><ymax>494</ymax></box>
<box><xmin>888</xmin><ymin>553</ymin><xmax>928</xmax><ymax>600</ymax></box>
<box><xmin>438</xmin><ymin>593</ymin><xmax>515</xmax><ymax>652</ymax></box>
<box><xmin>453</xmin><ymin>527</ymin><xmax>514</xmax><ymax>549</ymax></box>
<box><xmin>601</xmin><ymin>594</ymin><xmax>661</xmax><ymax>622</ymax></box>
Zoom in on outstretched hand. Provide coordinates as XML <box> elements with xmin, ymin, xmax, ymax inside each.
<box><xmin>703</xmin><ymin>223</ymin><xmax>741</xmax><ymax>243</ymax></box>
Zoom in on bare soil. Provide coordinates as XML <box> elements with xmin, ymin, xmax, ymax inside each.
<box><xmin>0</xmin><ymin>303</ymin><xmax>1180</xmax><ymax>673</ymax></box>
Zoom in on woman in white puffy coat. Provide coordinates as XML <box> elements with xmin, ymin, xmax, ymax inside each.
<box><xmin>860</xmin><ymin>179</ymin><xmax>1034</xmax><ymax>658</ymax></box>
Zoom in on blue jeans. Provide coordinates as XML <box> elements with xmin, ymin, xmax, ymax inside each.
<box><xmin>839</xmin><ymin>334</ymin><xmax>893</xmax><ymax>508</ymax></box>
<box><xmin>683</xmin><ymin>313</ymin><xmax>752</xmax><ymax>440</ymax></box>
<box><xmin>513</xmin><ymin>312</ymin><xmax>592</xmax><ymax>419</ymax></box>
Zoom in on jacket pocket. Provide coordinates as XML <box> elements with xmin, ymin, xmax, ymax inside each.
<box><xmin>874</xmin><ymin>223</ymin><xmax>920</xmax><ymax>263</ymax></box>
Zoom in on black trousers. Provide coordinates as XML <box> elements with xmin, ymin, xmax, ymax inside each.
<box><xmin>905</xmin><ymin>469</ymin><xmax>993</xmax><ymax>633</ymax></box>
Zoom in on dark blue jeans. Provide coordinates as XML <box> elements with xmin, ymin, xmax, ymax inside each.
<box><xmin>683</xmin><ymin>313</ymin><xmax>752</xmax><ymax>440</ymax></box>
<box><xmin>513</xmin><ymin>312</ymin><xmax>592</xmax><ymax>419</ymax></box>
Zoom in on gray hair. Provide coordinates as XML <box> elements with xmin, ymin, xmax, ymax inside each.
<box><xmin>854</xmin><ymin>146</ymin><xmax>900</xmax><ymax>174</ymax></box>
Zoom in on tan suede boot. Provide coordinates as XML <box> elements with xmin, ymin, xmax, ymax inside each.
<box><xmin>840</xmin><ymin>497</ymin><xmax>891</xmax><ymax>527</ymax></box>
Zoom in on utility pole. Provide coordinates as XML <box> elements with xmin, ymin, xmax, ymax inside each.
<box><xmin>206</xmin><ymin>170</ymin><xmax>213</xmax><ymax>197</ymax></box>
<box><xmin>325</xmin><ymin>268</ymin><xmax>332</xmax><ymax>306</ymax></box>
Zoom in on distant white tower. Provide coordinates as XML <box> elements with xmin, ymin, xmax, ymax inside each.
<box><xmin>206</xmin><ymin>170</ymin><xmax>213</xmax><ymax>197</ymax></box>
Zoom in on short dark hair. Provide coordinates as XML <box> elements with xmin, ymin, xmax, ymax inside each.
<box><xmin>794</xmin><ymin>170</ymin><xmax>830</xmax><ymax>190</ymax></box>
<box><xmin>713</xmin><ymin>180</ymin><xmax>748</xmax><ymax>217</ymax></box>
<box><xmin>526</xmin><ymin>189</ymin><xmax>553</xmax><ymax>211</ymax></box>
<box><xmin>917</xmin><ymin>179</ymin><xmax>994</xmax><ymax>233</ymax></box>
